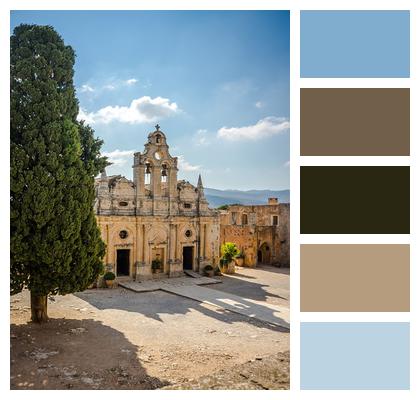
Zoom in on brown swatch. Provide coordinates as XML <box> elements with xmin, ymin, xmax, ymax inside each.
<box><xmin>301</xmin><ymin>244</ymin><xmax>410</xmax><ymax>312</ymax></box>
<box><xmin>300</xmin><ymin>166</ymin><xmax>410</xmax><ymax>234</ymax></box>
<box><xmin>301</xmin><ymin>88</ymin><xmax>410</xmax><ymax>156</ymax></box>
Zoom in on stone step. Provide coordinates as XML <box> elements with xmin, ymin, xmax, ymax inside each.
<box><xmin>183</xmin><ymin>270</ymin><xmax>202</xmax><ymax>278</ymax></box>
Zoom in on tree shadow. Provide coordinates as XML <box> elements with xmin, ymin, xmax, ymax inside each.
<box><xmin>10</xmin><ymin>318</ymin><xmax>169</xmax><ymax>390</ymax></box>
<box><xmin>231</xmin><ymin>272</ymin><xmax>258</xmax><ymax>279</ymax></box>
<box><xmin>276</xmin><ymin>267</ymin><xmax>290</xmax><ymax>276</ymax></box>
<box><xmin>256</xmin><ymin>265</ymin><xmax>290</xmax><ymax>276</ymax></box>
<box><xmin>75</xmin><ymin>289</ymin><xmax>289</xmax><ymax>333</ymax></box>
<box><xmin>217</xmin><ymin>274</ymin><xmax>289</xmax><ymax>303</ymax></box>
<box><xmin>172</xmin><ymin>287</ymin><xmax>290</xmax><ymax>331</ymax></box>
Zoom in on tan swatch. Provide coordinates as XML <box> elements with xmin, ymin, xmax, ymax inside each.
<box><xmin>301</xmin><ymin>244</ymin><xmax>410</xmax><ymax>312</ymax></box>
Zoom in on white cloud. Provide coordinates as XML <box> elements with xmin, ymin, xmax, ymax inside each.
<box><xmin>79</xmin><ymin>84</ymin><xmax>94</xmax><ymax>93</ymax></box>
<box><xmin>78</xmin><ymin>96</ymin><xmax>179</xmax><ymax>125</ymax></box>
<box><xmin>102</xmin><ymin>149</ymin><xmax>135</xmax><ymax>166</ymax></box>
<box><xmin>193</xmin><ymin>129</ymin><xmax>210</xmax><ymax>146</ymax></box>
<box><xmin>217</xmin><ymin>117</ymin><xmax>290</xmax><ymax>141</ymax></box>
<box><xmin>255</xmin><ymin>101</ymin><xmax>263</xmax><ymax>108</ymax></box>
<box><xmin>77</xmin><ymin>108</ymin><xmax>95</xmax><ymax>125</ymax></box>
<box><xmin>177</xmin><ymin>155</ymin><xmax>201</xmax><ymax>172</ymax></box>
<box><xmin>103</xmin><ymin>84</ymin><xmax>116</xmax><ymax>90</ymax></box>
<box><xmin>125</xmin><ymin>78</ymin><xmax>138</xmax><ymax>85</ymax></box>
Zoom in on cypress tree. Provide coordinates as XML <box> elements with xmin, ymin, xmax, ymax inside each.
<box><xmin>10</xmin><ymin>24</ymin><xmax>108</xmax><ymax>322</ymax></box>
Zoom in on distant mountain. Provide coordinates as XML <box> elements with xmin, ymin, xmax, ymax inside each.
<box><xmin>204</xmin><ymin>188</ymin><xmax>290</xmax><ymax>208</ymax></box>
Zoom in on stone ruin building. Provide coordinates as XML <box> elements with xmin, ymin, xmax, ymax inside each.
<box><xmin>94</xmin><ymin>125</ymin><xmax>290</xmax><ymax>281</ymax></box>
<box><xmin>94</xmin><ymin>125</ymin><xmax>220</xmax><ymax>280</ymax></box>
<box><xmin>219</xmin><ymin>198</ymin><xmax>290</xmax><ymax>268</ymax></box>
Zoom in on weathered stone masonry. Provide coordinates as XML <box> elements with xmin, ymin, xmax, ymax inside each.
<box><xmin>95</xmin><ymin>126</ymin><xmax>220</xmax><ymax>280</ymax></box>
<box><xmin>219</xmin><ymin>199</ymin><xmax>290</xmax><ymax>268</ymax></box>
<box><xmin>95</xmin><ymin>127</ymin><xmax>290</xmax><ymax>280</ymax></box>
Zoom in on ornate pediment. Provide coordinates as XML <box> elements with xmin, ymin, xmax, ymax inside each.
<box><xmin>147</xmin><ymin>227</ymin><xmax>168</xmax><ymax>245</ymax></box>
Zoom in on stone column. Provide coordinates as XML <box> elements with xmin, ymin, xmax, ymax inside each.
<box><xmin>134</xmin><ymin>164</ymin><xmax>145</xmax><ymax>197</ymax></box>
<box><xmin>151</xmin><ymin>166</ymin><xmax>161</xmax><ymax>197</ymax></box>
<box><xmin>169</xmin><ymin>224</ymin><xmax>176</xmax><ymax>261</ymax></box>
<box><xmin>204</xmin><ymin>223</ymin><xmax>211</xmax><ymax>259</ymax></box>
<box><xmin>142</xmin><ymin>224</ymin><xmax>147</xmax><ymax>263</ymax></box>
<box><xmin>169</xmin><ymin>168</ymin><xmax>178</xmax><ymax>197</ymax></box>
<box><xmin>199</xmin><ymin>223</ymin><xmax>205</xmax><ymax>258</ymax></box>
<box><xmin>174</xmin><ymin>224</ymin><xmax>179</xmax><ymax>260</ymax></box>
<box><xmin>136</xmin><ymin>222</ymin><xmax>142</xmax><ymax>263</ymax></box>
<box><xmin>105</xmin><ymin>224</ymin><xmax>110</xmax><ymax>264</ymax></box>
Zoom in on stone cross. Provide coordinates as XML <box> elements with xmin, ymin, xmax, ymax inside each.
<box><xmin>155</xmin><ymin>124</ymin><xmax>160</xmax><ymax>131</ymax></box>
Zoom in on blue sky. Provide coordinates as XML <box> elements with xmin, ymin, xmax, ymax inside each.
<box><xmin>11</xmin><ymin>11</ymin><xmax>290</xmax><ymax>190</ymax></box>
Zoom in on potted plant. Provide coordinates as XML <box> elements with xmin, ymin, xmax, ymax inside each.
<box><xmin>203</xmin><ymin>265</ymin><xmax>214</xmax><ymax>277</ymax></box>
<box><xmin>214</xmin><ymin>265</ymin><xmax>222</xmax><ymax>276</ymax></box>
<box><xmin>220</xmin><ymin>242</ymin><xmax>239</xmax><ymax>274</ymax></box>
<box><xmin>219</xmin><ymin>258</ymin><xmax>228</xmax><ymax>274</ymax></box>
<box><xmin>151</xmin><ymin>259</ymin><xmax>162</xmax><ymax>273</ymax></box>
<box><xmin>103</xmin><ymin>271</ymin><xmax>116</xmax><ymax>288</ymax></box>
<box><xmin>235</xmin><ymin>250</ymin><xmax>245</xmax><ymax>267</ymax></box>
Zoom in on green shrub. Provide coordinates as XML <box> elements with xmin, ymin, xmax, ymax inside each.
<box><xmin>221</xmin><ymin>242</ymin><xmax>240</xmax><ymax>263</ymax></box>
<box><xmin>103</xmin><ymin>271</ymin><xmax>115</xmax><ymax>281</ymax></box>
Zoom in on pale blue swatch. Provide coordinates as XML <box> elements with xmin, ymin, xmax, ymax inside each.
<box><xmin>301</xmin><ymin>11</ymin><xmax>410</xmax><ymax>77</ymax></box>
<box><xmin>301</xmin><ymin>322</ymin><xmax>410</xmax><ymax>389</ymax></box>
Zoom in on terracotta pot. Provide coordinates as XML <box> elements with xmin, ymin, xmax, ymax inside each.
<box><xmin>105</xmin><ymin>279</ymin><xmax>114</xmax><ymax>288</ymax></box>
<box><xmin>235</xmin><ymin>257</ymin><xmax>244</xmax><ymax>267</ymax></box>
<box><xmin>226</xmin><ymin>262</ymin><xmax>236</xmax><ymax>274</ymax></box>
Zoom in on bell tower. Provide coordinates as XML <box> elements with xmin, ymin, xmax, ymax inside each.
<box><xmin>133</xmin><ymin>125</ymin><xmax>178</xmax><ymax>215</ymax></box>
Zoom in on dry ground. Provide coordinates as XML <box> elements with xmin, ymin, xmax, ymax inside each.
<box><xmin>10</xmin><ymin>266</ymin><xmax>290</xmax><ymax>390</ymax></box>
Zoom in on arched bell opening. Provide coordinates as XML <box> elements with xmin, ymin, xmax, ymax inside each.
<box><xmin>144</xmin><ymin>162</ymin><xmax>151</xmax><ymax>185</ymax></box>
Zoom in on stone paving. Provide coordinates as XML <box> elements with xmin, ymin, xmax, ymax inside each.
<box><xmin>118</xmin><ymin>275</ymin><xmax>221</xmax><ymax>293</ymax></box>
<box><xmin>119</xmin><ymin>275</ymin><xmax>289</xmax><ymax>329</ymax></box>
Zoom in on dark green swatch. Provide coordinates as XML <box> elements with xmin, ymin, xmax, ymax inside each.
<box><xmin>300</xmin><ymin>167</ymin><xmax>410</xmax><ymax>234</ymax></box>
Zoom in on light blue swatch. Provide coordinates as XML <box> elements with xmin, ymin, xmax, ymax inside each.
<box><xmin>301</xmin><ymin>322</ymin><xmax>410</xmax><ymax>389</ymax></box>
<box><xmin>301</xmin><ymin>11</ymin><xmax>410</xmax><ymax>77</ymax></box>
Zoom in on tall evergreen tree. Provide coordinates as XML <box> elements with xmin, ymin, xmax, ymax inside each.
<box><xmin>11</xmin><ymin>24</ymin><xmax>108</xmax><ymax>322</ymax></box>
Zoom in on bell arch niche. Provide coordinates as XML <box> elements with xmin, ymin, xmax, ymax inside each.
<box><xmin>144</xmin><ymin>160</ymin><xmax>152</xmax><ymax>185</ymax></box>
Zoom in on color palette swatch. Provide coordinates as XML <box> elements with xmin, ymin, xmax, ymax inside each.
<box><xmin>301</xmin><ymin>322</ymin><xmax>410</xmax><ymax>389</ymax></box>
<box><xmin>301</xmin><ymin>244</ymin><xmax>410</xmax><ymax>312</ymax></box>
<box><xmin>299</xmin><ymin>9</ymin><xmax>410</xmax><ymax>390</ymax></box>
<box><xmin>301</xmin><ymin>88</ymin><xmax>410</xmax><ymax>156</ymax></box>
<box><xmin>300</xmin><ymin>166</ymin><xmax>410</xmax><ymax>234</ymax></box>
<box><xmin>300</xmin><ymin>10</ymin><xmax>410</xmax><ymax>77</ymax></box>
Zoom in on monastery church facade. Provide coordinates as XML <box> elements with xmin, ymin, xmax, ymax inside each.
<box><xmin>94</xmin><ymin>126</ymin><xmax>220</xmax><ymax>280</ymax></box>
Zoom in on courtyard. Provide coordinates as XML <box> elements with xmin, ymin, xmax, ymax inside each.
<box><xmin>10</xmin><ymin>266</ymin><xmax>290</xmax><ymax>390</ymax></box>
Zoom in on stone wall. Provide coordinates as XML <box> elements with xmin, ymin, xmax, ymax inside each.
<box><xmin>97</xmin><ymin>214</ymin><xmax>220</xmax><ymax>280</ymax></box>
<box><xmin>219</xmin><ymin>201</ymin><xmax>290</xmax><ymax>268</ymax></box>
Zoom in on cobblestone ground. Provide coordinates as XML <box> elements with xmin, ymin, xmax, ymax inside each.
<box><xmin>11</xmin><ymin>266</ymin><xmax>289</xmax><ymax>390</ymax></box>
<box><xmin>163</xmin><ymin>351</ymin><xmax>290</xmax><ymax>390</ymax></box>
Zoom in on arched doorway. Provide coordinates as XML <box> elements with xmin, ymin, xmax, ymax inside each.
<box><xmin>258</xmin><ymin>243</ymin><xmax>271</xmax><ymax>264</ymax></box>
